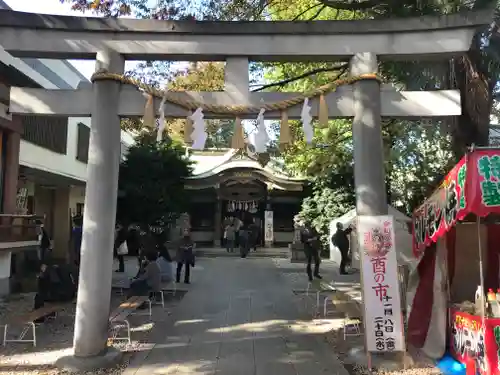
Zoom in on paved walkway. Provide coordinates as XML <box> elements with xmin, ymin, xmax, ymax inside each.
<box><xmin>124</xmin><ymin>257</ymin><xmax>350</xmax><ymax>375</ymax></box>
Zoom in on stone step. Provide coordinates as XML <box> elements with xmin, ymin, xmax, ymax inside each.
<box><xmin>196</xmin><ymin>249</ymin><xmax>289</xmax><ymax>258</ymax></box>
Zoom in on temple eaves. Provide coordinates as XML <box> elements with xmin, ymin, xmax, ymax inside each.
<box><xmin>187</xmin><ymin>148</ymin><xmax>304</xmax><ymax>184</ymax></box>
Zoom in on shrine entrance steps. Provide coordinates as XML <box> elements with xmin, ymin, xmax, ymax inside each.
<box><xmin>195</xmin><ymin>247</ymin><xmax>289</xmax><ymax>258</ymax></box>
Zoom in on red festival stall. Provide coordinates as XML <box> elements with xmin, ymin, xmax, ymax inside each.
<box><xmin>410</xmin><ymin>148</ymin><xmax>500</xmax><ymax>375</ymax></box>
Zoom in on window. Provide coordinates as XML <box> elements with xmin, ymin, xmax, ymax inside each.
<box><xmin>76</xmin><ymin>122</ymin><xmax>90</xmax><ymax>163</ymax></box>
<box><xmin>21</xmin><ymin>115</ymin><xmax>68</xmax><ymax>154</ymax></box>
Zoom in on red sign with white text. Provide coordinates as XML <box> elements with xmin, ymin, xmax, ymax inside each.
<box><xmin>412</xmin><ymin>150</ymin><xmax>500</xmax><ymax>256</ymax></box>
<box><xmin>450</xmin><ymin>309</ymin><xmax>500</xmax><ymax>375</ymax></box>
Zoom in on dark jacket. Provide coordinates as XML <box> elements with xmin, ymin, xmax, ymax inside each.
<box><xmin>126</xmin><ymin>228</ymin><xmax>141</xmax><ymax>255</ymax></box>
<box><xmin>37</xmin><ymin>265</ymin><xmax>76</xmax><ymax>303</ymax></box>
<box><xmin>39</xmin><ymin>228</ymin><xmax>51</xmax><ymax>250</ymax></box>
<box><xmin>176</xmin><ymin>237</ymin><xmax>195</xmax><ymax>265</ymax></box>
<box><xmin>300</xmin><ymin>226</ymin><xmax>320</xmax><ymax>252</ymax></box>
<box><xmin>332</xmin><ymin>227</ymin><xmax>353</xmax><ymax>252</ymax></box>
<box><xmin>72</xmin><ymin>226</ymin><xmax>83</xmax><ymax>257</ymax></box>
<box><xmin>114</xmin><ymin>227</ymin><xmax>128</xmax><ymax>250</ymax></box>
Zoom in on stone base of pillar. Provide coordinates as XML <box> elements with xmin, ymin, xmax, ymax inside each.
<box><xmin>0</xmin><ymin>277</ymin><xmax>9</xmax><ymax>296</ymax></box>
<box><xmin>55</xmin><ymin>347</ymin><xmax>122</xmax><ymax>373</ymax></box>
<box><xmin>265</xmin><ymin>241</ymin><xmax>273</xmax><ymax>248</ymax></box>
<box><xmin>289</xmin><ymin>242</ymin><xmax>306</xmax><ymax>263</ymax></box>
<box><xmin>214</xmin><ymin>239</ymin><xmax>221</xmax><ymax>247</ymax></box>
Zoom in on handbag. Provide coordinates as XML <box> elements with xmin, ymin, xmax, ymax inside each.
<box><xmin>117</xmin><ymin>241</ymin><xmax>128</xmax><ymax>255</ymax></box>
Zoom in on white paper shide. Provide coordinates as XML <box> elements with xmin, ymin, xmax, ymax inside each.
<box><xmin>357</xmin><ymin>215</ymin><xmax>404</xmax><ymax>353</ymax></box>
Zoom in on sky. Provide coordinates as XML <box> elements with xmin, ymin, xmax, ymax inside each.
<box><xmin>3</xmin><ymin>0</ymin><xmax>142</xmax><ymax>79</ymax></box>
<box><xmin>4</xmin><ymin>0</ymin><xmax>266</xmax><ymax>136</ymax></box>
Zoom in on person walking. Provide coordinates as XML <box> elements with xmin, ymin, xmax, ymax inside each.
<box><xmin>331</xmin><ymin>222</ymin><xmax>353</xmax><ymax>275</ymax></box>
<box><xmin>176</xmin><ymin>229</ymin><xmax>195</xmax><ymax>284</ymax></box>
<box><xmin>300</xmin><ymin>221</ymin><xmax>322</xmax><ymax>282</ymax></box>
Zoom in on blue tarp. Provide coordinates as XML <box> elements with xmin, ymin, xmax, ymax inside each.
<box><xmin>437</xmin><ymin>354</ymin><xmax>466</xmax><ymax>375</ymax></box>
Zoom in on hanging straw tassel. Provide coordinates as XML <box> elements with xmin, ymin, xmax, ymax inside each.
<box><xmin>318</xmin><ymin>94</ymin><xmax>329</xmax><ymax>128</ymax></box>
<box><xmin>231</xmin><ymin>117</ymin><xmax>245</xmax><ymax>150</ymax></box>
<box><xmin>142</xmin><ymin>94</ymin><xmax>155</xmax><ymax>128</ymax></box>
<box><xmin>184</xmin><ymin>113</ymin><xmax>193</xmax><ymax>145</ymax></box>
<box><xmin>279</xmin><ymin>110</ymin><xmax>291</xmax><ymax>152</ymax></box>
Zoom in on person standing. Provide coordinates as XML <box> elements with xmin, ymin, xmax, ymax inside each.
<box><xmin>114</xmin><ymin>224</ymin><xmax>128</xmax><ymax>273</ymax></box>
<box><xmin>233</xmin><ymin>216</ymin><xmax>242</xmax><ymax>248</ymax></box>
<box><xmin>225</xmin><ymin>223</ymin><xmax>236</xmax><ymax>253</ymax></box>
<box><xmin>71</xmin><ymin>215</ymin><xmax>83</xmax><ymax>266</ymax></box>
<box><xmin>36</xmin><ymin>220</ymin><xmax>51</xmax><ymax>263</ymax></box>
<box><xmin>176</xmin><ymin>229</ymin><xmax>195</xmax><ymax>284</ymax></box>
<box><xmin>126</xmin><ymin>226</ymin><xmax>142</xmax><ymax>268</ymax></box>
<box><xmin>249</xmin><ymin>219</ymin><xmax>259</xmax><ymax>252</ymax></box>
<box><xmin>300</xmin><ymin>222</ymin><xmax>322</xmax><ymax>282</ymax></box>
<box><xmin>331</xmin><ymin>222</ymin><xmax>353</xmax><ymax>275</ymax></box>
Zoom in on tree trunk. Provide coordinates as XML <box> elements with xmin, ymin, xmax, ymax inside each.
<box><xmin>452</xmin><ymin>47</ymin><xmax>493</xmax><ymax>159</ymax></box>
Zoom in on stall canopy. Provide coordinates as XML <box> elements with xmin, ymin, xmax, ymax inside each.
<box><xmin>412</xmin><ymin>149</ymin><xmax>500</xmax><ymax>257</ymax></box>
<box><xmin>329</xmin><ymin>205</ymin><xmax>415</xmax><ymax>269</ymax></box>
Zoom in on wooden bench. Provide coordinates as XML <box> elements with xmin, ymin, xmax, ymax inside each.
<box><xmin>306</xmin><ymin>280</ymin><xmax>337</xmax><ymax>313</ymax></box>
<box><xmin>111</xmin><ymin>278</ymin><xmax>130</xmax><ymax>296</ymax></box>
<box><xmin>2</xmin><ymin>303</ymin><xmax>69</xmax><ymax>347</ymax></box>
<box><xmin>112</xmin><ymin>279</ymin><xmax>177</xmax><ymax>308</ymax></box>
<box><xmin>108</xmin><ymin>295</ymin><xmax>151</xmax><ymax>345</ymax></box>
<box><xmin>150</xmin><ymin>281</ymin><xmax>177</xmax><ymax>308</ymax></box>
<box><xmin>330</xmin><ymin>299</ymin><xmax>363</xmax><ymax>340</ymax></box>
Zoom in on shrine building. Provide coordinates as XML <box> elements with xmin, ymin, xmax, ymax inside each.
<box><xmin>184</xmin><ymin>147</ymin><xmax>305</xmax><ymax>247</ymax></box>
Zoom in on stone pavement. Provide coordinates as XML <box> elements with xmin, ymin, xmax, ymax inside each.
<box><xmin>273</xmin><ymin>258</ymin><xmax>362</xmax><ymax>303</ymax></box>
<box><xmin>123</xmin><ymin>257</ymin><xmax>351</xmax><ymax>375</ymax></box>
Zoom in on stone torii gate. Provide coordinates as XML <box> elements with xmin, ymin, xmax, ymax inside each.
<box><xmin>0</xmin><ymin>8</ymin><xmax>490</xmax><ymax>368</ymax></box>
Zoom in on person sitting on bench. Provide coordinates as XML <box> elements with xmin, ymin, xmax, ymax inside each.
<box><xmin>33</xmin><ymin>262</ymin><xmax>77</xmax><ymax>322</ymax></box>
<box><xmin>128</xmin><ymin>251</ymin><xmax>161</xmax><ymax>297</ymax></box>
<box><xmin>157</xmin><ymin>244</ymin><xmax>174</xmax><ymax>283</ymax></box>
<box><xmin>34</xmin><ymin>263</ymin><xmax>55</xmax><ymax>311</ymax></box>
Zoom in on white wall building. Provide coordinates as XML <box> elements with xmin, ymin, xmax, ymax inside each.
<box><xmin>0</xmin><ymin>0</ymin><xmax>134</xmax><ymax>271</ymax></box>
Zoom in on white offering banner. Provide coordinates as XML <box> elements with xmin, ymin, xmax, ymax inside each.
<box><xmin>264</xmin><ymin>211</ymin><xmax>273</xmax><ymax>242</ymax></box>
<box><xmin>357</xmin><ymin>215</ymin><xmax>405</xmax><ymax>353</ymax></box>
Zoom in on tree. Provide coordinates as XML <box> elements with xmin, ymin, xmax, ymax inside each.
<box><xmin>63</xmin><ymin>0</ymin><xmax>494</xmax><ymax>230</ymax></box>
<box><xmin>116</xmin><ymin>132</ymin><xmax>193</xmax><ymax>231</ymax></box>
<box><xmin>165</xmin><ymin>62</ymin><xmax>235</xmax><ymax>148</ymax></box>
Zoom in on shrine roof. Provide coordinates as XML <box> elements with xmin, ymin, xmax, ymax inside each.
<box><xmin>188</xmin><ymin>148</ymin><xmax>304</xmax><ymax>183</ymax></box>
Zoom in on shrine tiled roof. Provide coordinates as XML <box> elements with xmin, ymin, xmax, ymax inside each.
<box><xmin>188</xmin><ymin>148</ymin><xmax>304</xmax><ymax>182</ymax></box>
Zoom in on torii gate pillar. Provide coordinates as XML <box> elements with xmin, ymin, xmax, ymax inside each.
<box><xmin>60</xmin><ymin>49</ymin><xmax>125</xmax><ymax>367</ymax></box>
<box><xmin>350</xmin><ymin>52</ymin><xmax>388</xmax><ymax>216</ymax></box>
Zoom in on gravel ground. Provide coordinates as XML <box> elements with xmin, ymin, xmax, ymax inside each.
<box><xmin>278</xmin><ymin>262</ymin><xmax>443</xmax><ymax>375</ymax></box>
<box><xmin>0</xmin><ymin>290</ymin><xmax>184</xmax><ymax>375</ymax></box>
<box><xmin>323</xmin><ymin>324</ymin><xmax>442</xmax><ymax>375</ymax></box>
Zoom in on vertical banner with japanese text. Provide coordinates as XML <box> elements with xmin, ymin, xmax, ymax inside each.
<box><xmin>264</xmin><ymin>210</ymin><xmax>273</xmax><ymax>242</ymax></box>
<box><xmin>358</xmin><ymin>215</ymin><xmax>405</xmax><ymax>352</ymax></box>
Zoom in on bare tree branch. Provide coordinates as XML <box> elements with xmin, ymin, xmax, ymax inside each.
<box><xmin>317</xmin><ymin>0</ymin><xmax>386</xmax><ymax>11</ymax></box>
<box><xmin>308</xmin><ymin>4</ymin><xmax>328</xmax><ymax>20</ymax></box>
<box><xmin>292</xmin><ymin>3</ymin><xmax>322</xmax><ymax>21</ymax></box>
<box><xmin>251</xmin><ymin>63</ymin><xmax>349</xmax><ymax>92</ymax></box>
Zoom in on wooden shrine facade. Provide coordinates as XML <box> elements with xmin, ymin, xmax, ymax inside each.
<box><xmin>184</xmin><ymin>149</ymin><xmax>304</xmax><ymax>247</ymax></box>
